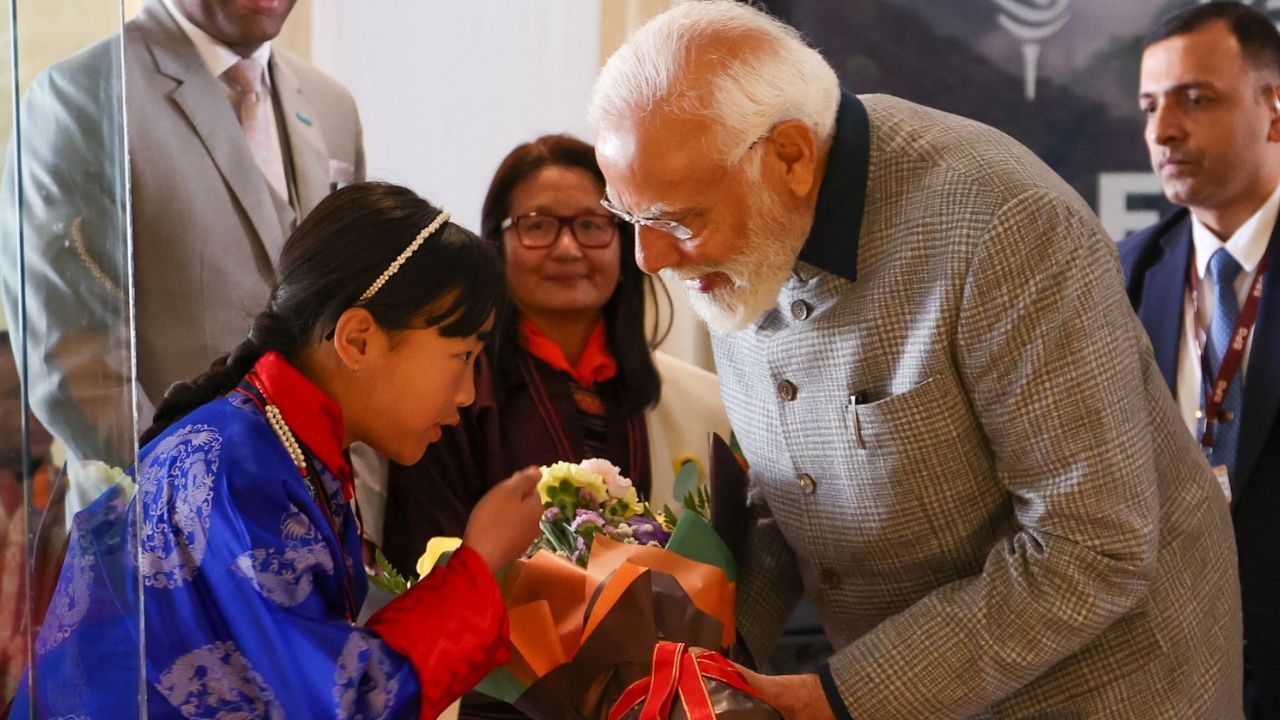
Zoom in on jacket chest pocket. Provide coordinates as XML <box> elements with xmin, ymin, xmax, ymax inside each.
<box><xmin>833</xmin><ymin>373</ymin><xmax>1000</xmax><ymax>568</ymax></box>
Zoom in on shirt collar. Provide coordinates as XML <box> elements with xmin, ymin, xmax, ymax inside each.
<box><xmin>160</xmin><ymin>0</ymin><xmax>273</xmax><ymax>84</ymax></box>
<box><xmin>1189</xmin><ymin>180</ymin><xmax>1280</xmax><ymax>279</ymax></box>
<box><xmin>249</xmin><ymin>351</ymin><xmax>351</xmax><ymax>489</ymax></box>
<box><xmin>796</xmin><ymin>90</ymin><xmax>870</xmax><ymax>284</ymax></box>
<box><xmin>519</xmin><ymin>317</ymin><xmax>617</xmax><ymax>387</ymax></box>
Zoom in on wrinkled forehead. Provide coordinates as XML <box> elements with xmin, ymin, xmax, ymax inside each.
<box><xmin>595</xmin><ymin>113</ymin><xmax>730</xmax><ymax>213</ymax></box>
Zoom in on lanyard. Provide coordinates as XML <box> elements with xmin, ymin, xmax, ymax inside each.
<box><xmin>519</xmin><ymin>354</ymin><xmax>645</xmax><ymax>476</ymax></box>
<box><xmin>236</xmin><ymin>375</ymin><xmax>361</xmax><ymax>623</ymax></box>
<box><xmin>1188</xmin><ymin>246</ymin><xmax>1270</xmax><ymax>449</ymax></box>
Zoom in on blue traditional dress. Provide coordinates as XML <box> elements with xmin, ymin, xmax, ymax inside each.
<box><xmin>9</xmin><ymin>351</ymin><xmax>509</xmax><ymax>719</ymax></box>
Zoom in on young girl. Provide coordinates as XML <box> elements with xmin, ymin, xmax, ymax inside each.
<box><xmin>10</xmin><ymin>183</ymin><xmax>542</xmax><ymax>719</ymax></box>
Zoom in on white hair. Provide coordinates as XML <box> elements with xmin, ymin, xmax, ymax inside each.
<box><xmin>588</xmin><ymin>0</ymin><xmax>841</xmax><ymax>163</ymax></box>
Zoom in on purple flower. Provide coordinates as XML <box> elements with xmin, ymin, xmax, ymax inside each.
<box><xmin>624</xmin><ymin>516</ymin><xmax>672</xmax><ymax>547</ymax></box>
<box><xmin>542</xmin><ymin>507</ymin><xmax>561</xmax><ymax>523</ymax></box>
<box><xmin>571</xmin><ymin>510</ymin><xmax>606</xmax><ymax>533</ymax></box>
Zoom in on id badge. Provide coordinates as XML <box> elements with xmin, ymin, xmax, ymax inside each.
<box><xmin>1211</xmin><ymin>464</ymin><xmax>1231</xmax><ymax>502</ymax></box>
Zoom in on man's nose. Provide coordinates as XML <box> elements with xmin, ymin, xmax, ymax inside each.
<box><xmin>634</xmin><ymin>225</ymin><xmax>680</xmax><ymax>275</ymax></box>
<box><xmin>1147</xmin><ymin>101</ymin><xmax>1184</xmax><ymax>147</ymax></box>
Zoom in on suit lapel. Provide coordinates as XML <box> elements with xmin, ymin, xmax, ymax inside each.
<box><xmin>272</xmin><ymin>53</ymin><xmax>330</xmax><ymax>220</ymax></box>
<box><xmin>1235</xmin><ymin>220</ymin><xmax>1280</xmax><ymax>497</ymax></box>
<box><xmin>136</xmin><ymin>1</ymin><xmax>285</xmax><ymax>265</ymax></box>
<box><xmin>1138</xmin><ymin>216</ymin><xmax>1192</xmax><ymax>393</ymax></box>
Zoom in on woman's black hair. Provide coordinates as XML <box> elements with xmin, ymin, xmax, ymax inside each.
<box><xmin>140</xmin><ymin>182</ymin><xmax>504</xmax><ymax>446</ymax></box>
<box><xmin>480</xmin><ymin>133</ymin><xmax>670</xmax><ymax>414</ymax></box>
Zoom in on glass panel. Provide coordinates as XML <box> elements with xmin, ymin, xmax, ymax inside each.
<box><xmin>1</xmin><ymin>0</ymin><xmax>137</xmax><ymax>716</ymax></box>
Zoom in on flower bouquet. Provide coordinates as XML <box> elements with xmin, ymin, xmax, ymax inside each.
<box><xmin>470</xmin><ymin>456</ymin><xmax>781</xmax><ymax>720</ymax></box>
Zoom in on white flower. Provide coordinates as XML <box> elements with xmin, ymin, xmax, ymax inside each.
<box><xmin>581</xmin><ymin>458</ymin><xmax>632</xmax><ymax>499</ymax></box>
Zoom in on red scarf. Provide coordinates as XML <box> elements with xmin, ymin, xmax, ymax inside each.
<box><xmin>519</xmin><ymin>317</ymin><xmax>617</xmax><ymax>387</ymax></box>
<box><xmin>249</xmin><ymin>351</ymin><xmax>354</xmax><ymax>499</ymax></box>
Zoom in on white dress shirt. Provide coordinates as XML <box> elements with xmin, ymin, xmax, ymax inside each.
<box><xmin>1176</xmin><ymin>182</ymin><xmax>1279</xmax><ymax>437</ymax></box>
<box><xmin>159</xmin><ymin>0</ymin><xmax>287</xmax><ymax>197</ymax></box>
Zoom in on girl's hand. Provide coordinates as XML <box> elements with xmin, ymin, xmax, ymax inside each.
<box><xmin>464</xmin><ymin>466</ymin><xmax>542</xmax><ymax>572</ymax></box>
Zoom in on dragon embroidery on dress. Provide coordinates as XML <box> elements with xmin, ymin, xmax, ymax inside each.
<box><xmin>232</xmin><ymin>508</ymin><xmax>334</xmax><ymax>606</ymax></box>
<box><xmin>138</xmin><ymin>424</ymin><xmax>222</xmax><ymax>589</ymax></box>
<box><xmin>34</xmin><ymin>487</ymin><xmax>130</xmax><ymax>656</ymax></box>
<box><xmin>36</xmin><ymin>515</ymin><xmax>97</xmax><ymax>654</ymax></box>
<box><xmin>155</xmin><ymin>641</ymin><xmax>284</xmax><ymax>719</ymax></box>
<box><xmin>334</xmin><ymin>633</ymin><xmax>400</xmax><ymax>720</ymax></box>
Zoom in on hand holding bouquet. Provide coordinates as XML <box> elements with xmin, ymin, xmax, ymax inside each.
<box><xmin>475</xmin><ymin>456</ymin><xmax>780</xmax><ymax>720</ymax></box>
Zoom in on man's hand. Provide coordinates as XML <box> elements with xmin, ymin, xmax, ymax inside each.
<box><xmin>736</xmin><ymin>665</ymin><xmax>838</xmax><ymax>720</ymax></box>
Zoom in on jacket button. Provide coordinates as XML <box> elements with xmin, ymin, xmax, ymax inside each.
<box><xmin>820</xmin><ymin>568</ymin><xmax>842</xmax><ymax>590</ymax></box>
<box><xmin>790</xmin><ymin>299</ymin><xmax>811</xmax><ymax>321</ymax></box>
<box><xmin>797</xmin><ymin>473</ymin><xmax>816</xmax><ymax>494</ymax></box>
<box><xmin>777</xmin><ymin>379</ymin><xmax>797</xmax><ymax>401</ymax></box>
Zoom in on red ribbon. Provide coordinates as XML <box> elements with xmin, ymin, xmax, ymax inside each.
<box><xmin>607</xmin><ymin>642</ymin><xmax>762</xmax><ymax>720</ymax></box>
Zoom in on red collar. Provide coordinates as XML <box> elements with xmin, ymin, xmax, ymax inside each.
<box><xmin>248</xmin><ymin>351</ymin><xmax>353</xmax><ymax>498</ymax></box>
<box><xmin>519</xmin><ymin>317</ymin><xmax>617</xmax><ymax>387</ymax></box>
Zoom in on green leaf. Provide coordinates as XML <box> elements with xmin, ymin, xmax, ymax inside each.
<box><xmin>474</xmin><ymin>667</ymin><xmax>528</xmax><ymax>704</ymax></box>
<box><xmin>539</xmin><ymin>518</ymin><xmax>584</xmax><ymax>564</ymax></box>
<box><xmin>672</xmin><ymin>460</ymin><xmax>700</xmax><ymax>512</ymax></box>
<box><xmin>369</xmin><ymin>548</ymin><xmax>411</xmax><ymax>595</ymax></box>
<box><xmin>665</xmin><ymin>509</ymin><xmax>736</xmax><ymax>582</ymax></box>
<box><xmin>682</xmin><ymin>484</ymin><xmax>711</xmax><ymax>523</ymax></box>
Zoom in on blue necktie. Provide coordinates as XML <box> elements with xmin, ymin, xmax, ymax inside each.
<box><xmin>1202</xmin><ymin>247</ymin><xmax>1245</xmax><ymax>477</ymax></box>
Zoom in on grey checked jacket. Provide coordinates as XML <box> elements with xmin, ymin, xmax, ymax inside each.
<box><xmin>721</xmin><ymin>94</ymin><xmax>1242</xmax><ymax>719</ymax></box>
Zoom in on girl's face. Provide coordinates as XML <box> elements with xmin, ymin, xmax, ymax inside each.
<box><xmin>357</xmin><ymin>318</ymin><xmax>488</xmax><ymax>465</ymax></box>
<box><xmin>502</xmin><ymin>165</ymin><xmax>622</xmax><ymax>320</ymax></box>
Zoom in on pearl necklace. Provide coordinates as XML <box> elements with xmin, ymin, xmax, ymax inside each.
<box><xmin>258</xmin><ymin>391</ymin><xmax>360</xmax><ymax>623</ymax></box>
<box><xmin>265</xmin><ymin>404</ymin><xmax>307</xmax><ymax>471</ymax></box>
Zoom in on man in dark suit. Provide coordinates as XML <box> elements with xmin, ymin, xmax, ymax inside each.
<box><xmin>1120</xmin><ymin>3</ymin><xmax>1280</xmax><ymax>716</ymax></box>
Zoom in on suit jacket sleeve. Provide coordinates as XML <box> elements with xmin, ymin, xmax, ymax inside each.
<box><xmin>0</xmin><ymin>47</ymin><xmax>153</xmax><ymax>468</ymax></box>
<box><xmin>824</xmin><ymin>189</ymin><xmax>1161</xmax><ymax>717</ymax></box>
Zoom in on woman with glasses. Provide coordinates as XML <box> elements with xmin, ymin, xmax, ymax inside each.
<box><xmin>375</xmin><ymin>135</ymin><xmax>729</xmax><ymax>719</ymax></box>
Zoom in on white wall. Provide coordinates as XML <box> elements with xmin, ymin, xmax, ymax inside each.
<box><xmin>307</xmin><ymin>1</ymin><xmax>715</xmax><ymax>370</ymax></box>
<box><xmin>309</xmin><ymin>0</ymin><xmax>601</xmax><ymax>233</ymax></box>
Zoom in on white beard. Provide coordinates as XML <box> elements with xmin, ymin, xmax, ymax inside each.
<box><xmin>661</xmin><ymin>176</ymin><xmax>811</xmax><ymax>335</ymax></box>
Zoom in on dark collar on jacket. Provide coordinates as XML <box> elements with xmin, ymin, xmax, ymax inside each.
<box><xmin>796</xmin><ymin>90</ymin><xmax>870</xmax><ymax>284</ymax></box>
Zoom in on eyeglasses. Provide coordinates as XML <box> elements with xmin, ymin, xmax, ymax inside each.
<box><xmin>500</xmin><ymin>212</ymin><xmax>620</xmax><ymax>249</ymax></box>
<box><xmin>598</xmin><ymin>197</ymin><xmax>695</xmax><ymax>241</ymax></box>
<box><xmin>598</xmin><ymin>128</ymin><xmax>774</xmax><ymax>242</ymax></box>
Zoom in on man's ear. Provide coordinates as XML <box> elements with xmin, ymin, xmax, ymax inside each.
<box><xmin>1267</xmin><ymin>84</ymin><xmax>1280</xmax><ymax>143</ymax></box>
<box><xmin>766</xmin><ymin>119</ymin><xmax>820</xmax><ymax>199</ymax></box>
<box><xmin>331</xmin><ymin>307</ymin><xmax>380</xmax><ymax>371</ymax></box>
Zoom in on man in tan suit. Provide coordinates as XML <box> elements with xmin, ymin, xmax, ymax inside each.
<box><xmin>590</xmin><ymin>2</ymin><xmax>1242</xmax><ymax>718</ymax></box>
<box><xmin>1</xmin><ymin>0</ymin><xmax>363</xmax><ymax>467</ymax></box>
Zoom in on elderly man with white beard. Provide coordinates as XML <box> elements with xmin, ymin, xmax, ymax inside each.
<box><xmin>589</xmin><ymin>2</ymin><xmax>1242</xmax><ymax>719</ymax></box>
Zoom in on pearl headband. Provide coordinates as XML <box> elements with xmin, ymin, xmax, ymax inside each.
<box><xmin>357</xmin><ymin>211</ymin><xmax>451</xmax><ymax>304</ymax></box>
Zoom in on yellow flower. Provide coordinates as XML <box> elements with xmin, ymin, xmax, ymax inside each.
<box><xmin>617</xmin><ymin>485</ymin><xmax>644</xmax><ymax>519</ymax></box>
<box><xmin>537</xmin><ymin>461</ymin><xmax>608</xmax><ymax>505</ymax></box>
<box><xmin>416</xmin><ymin>536</ymin><xmax>463</xmax><ymax>580</ymax></box>
<box><xmin>672</xmin><ymin>454</ymin><xmax>702</xmax><ymax>477</ymax></box>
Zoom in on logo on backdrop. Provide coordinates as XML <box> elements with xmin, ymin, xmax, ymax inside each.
<box><xmin>992</xmin><ymin>0</ymin><xmax>1072</xmax><ymax>101</ymax></box>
